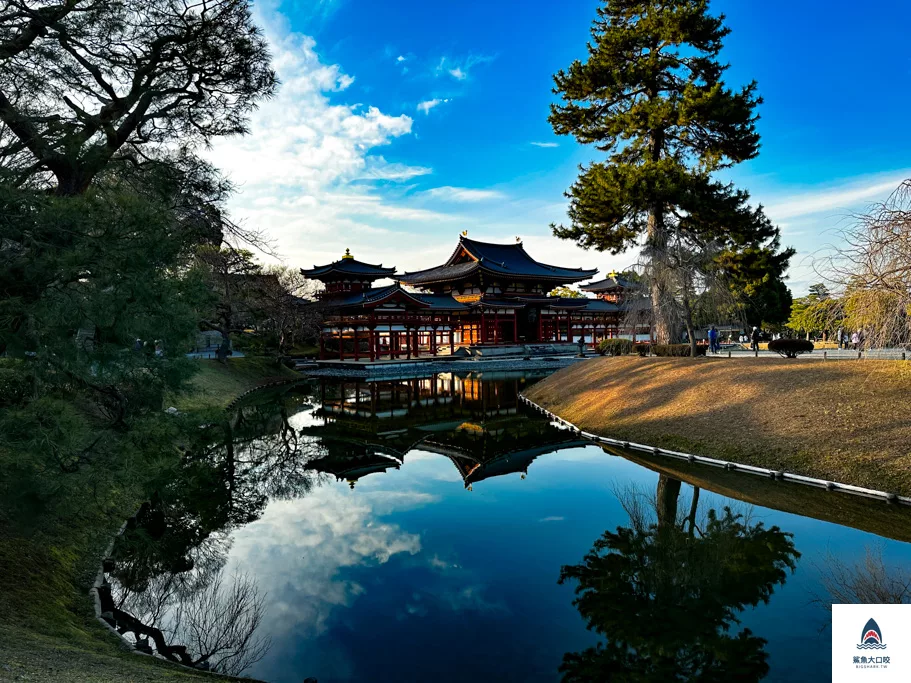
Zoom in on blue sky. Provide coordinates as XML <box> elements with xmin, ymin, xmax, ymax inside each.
<box><xmin>210</xmin><ymin>0</ymin><xmax>911</xmax><ymax>295</ymax></box>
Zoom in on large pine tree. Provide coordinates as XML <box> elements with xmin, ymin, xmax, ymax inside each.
<box><xmin>550</xmin><ymin>0</ymin><xmax>788</xmax><ymax>342</ymax></box>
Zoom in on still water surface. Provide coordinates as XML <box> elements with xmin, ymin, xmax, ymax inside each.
<box><xmin>108</xmin><ymin>371</ymin><xmax>911</xmax><ymax>682</ymax></box>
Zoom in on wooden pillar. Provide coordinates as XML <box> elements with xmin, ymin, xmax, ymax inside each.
<box><xmin>431</xmin><ymin>326</ymin><xmax>438</xmax><ymax>356</ymax></box>
<box><xmin>319</xmin><ymin>333</ymin><xmax>325</xmax><ymax>360</ymax></box>
<box><xmin>513</xmin><ymin>312</ymin><xmax>518</xmax><ymax>343</ymax></box>
<box><xmin>481</xmin><ymin>310</ymin><xmax>487</xmax><ymax>344</ymax></box>
<box><xmin>413</xmin><ymin>327</ymin><xmax>419</xmax><ymax>358</ymax></box>
<box><xmin>537</xmin><ymin>312</ymin><xmax>543</xmax><ymax>342</ymax></box>
<box><xmin>406</xmin><ymin>327</ymin><xmax>412</xmax><ymax>360</ymax></box>
<box><xmin>353</xmin><ymin>327</ymin><xmax>360</xmax><ymax>362</ymax></box>
<box><xmin>494</xmin><ymin>310</ymin><xmax>500</xmax><ymax>345</ymax></box>
<box><xmin>389</xmin><ymin>324</ymin><xmax>394</xmax><ymax>359</ymax></box>
<box><xmin>338</xmin><ymin>327</ymin><xmax>345</xmax><ymax>360</ymax></box>
<box><xmin>449</xmin><ymin>328</ymin><xmax>455</xmax><ymax>354</ymax></box>
<box><xmin>369</xmin><ymin>327</ymin><xmax>376</xmax><ymax>362</ymax></box>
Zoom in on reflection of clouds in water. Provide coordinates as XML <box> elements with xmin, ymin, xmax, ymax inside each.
<box><xmin>226</xmin><ymin>485</ymin><xmax>432</xmax><ymax>638</ymax></box>
<box><xmin>538</xmin><ymin>516</ymin><xmax>565</xmax><ymax>522</ymax></box>
<box><xmin>398</xmin><ymin>585</ymin><xmax>511</xmax><ymax>622</ymax></box>
<box><xmin>396</xmin><ymin>449</ymin><xmax>464</xmax><ymax>482</ymax></box>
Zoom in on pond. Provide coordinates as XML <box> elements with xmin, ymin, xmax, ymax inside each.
<box><xmin>102</xmin><ymin>371</ymin><xmax>911</xmax><ymax>682</ymax></box>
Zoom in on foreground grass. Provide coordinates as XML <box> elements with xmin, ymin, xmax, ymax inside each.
<box><xmin>171</xmin><ymin>355</ymin><xmax>299</xmax><ymax>412</ymax></box>
<box><xmin>525</xmin><ymin>356</ymin><xmax>911</xmax><ymax>496</ymax></box>
<box><xmin>0</xmin><ymin>357</ymin><xmax>293</xmax><ymax>682</ymax></box>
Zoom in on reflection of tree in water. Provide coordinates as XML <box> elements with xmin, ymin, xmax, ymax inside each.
<box><xmin>103</xmin><ymin>388</ymin><xmax>323</xmax><ymax>675</ymax></box>
<box><xmin>815</xmin><ymin>544</ymin><xmax>911</xmax><ymax>606</ymax></box>
<box><xmin>559</xmin><ymin>475</ymin><xmax>800</xmax><ymax>682</ymax></box>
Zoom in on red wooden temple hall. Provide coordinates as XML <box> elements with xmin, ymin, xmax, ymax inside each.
<box><xmin>301</xmin><ymin>249</ymin><xmax>467</xmax><ymax>361</ymax></box>
<box><xmin>398</xmin><ymin>234</ymin><xmax>635</xmax><ymax>345</ymax></box>
<box><xmin>303</xmin><ymin>237</ymin><xmax>649</xmax><ymax>360</ymax></box>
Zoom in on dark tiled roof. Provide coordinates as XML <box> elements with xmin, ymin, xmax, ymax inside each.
<box><xmin>301</xmin><ymin>258</ymin><xmax>396</xmax><ymax>279</ymax></box>
<box><xmin>580</xmin><ymin>275</ymin><xmax>638</xmax><ymax>292</ymax></box>
<box><xmin>580</xmin><ymin>299</ymin><xmax>623</xmax><ymax>313</ymax></box>
<box><xmin>400</xmin><ymin>236</ymin><xmax>597</xmax><ymax>285</ymax></box>
<box><xmin>328</xmin><ymin>285</ymin><xmax>465</xmax><ymax>311</ymax></box>
<box><xmin>415</xmin><ymin>293</ymin><xmax>468</xmax><ymax>311</ymax></box>
<box><xmin>399</xmin><ymin>261</ymin><xmax>480</xmax><ymax>285</ymax></box>
<box><xmin>470</xmin><ymin>296</ymin><xmax>528</xmax><ymax>309</ymax></box>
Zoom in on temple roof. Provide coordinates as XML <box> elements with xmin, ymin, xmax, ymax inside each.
<box><xmin>328</xmin><ymin>284</ymin><xmax>467</xmax><ymax>311</ymax></box>
<box><xmin>301</xmin><ymin>250</ymin><xmax>396</xmax><ymax>280</ymax></box>
<box><xmin>399</xmin><ymin>236</ymin><xmax>598</xmax><ymax>286</ymax></box>
<box><xmin>580</xmin><ymin>274</ymin><xmax>638</xmax><ymax>293</ymax></box>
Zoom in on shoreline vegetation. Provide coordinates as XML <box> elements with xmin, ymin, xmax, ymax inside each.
<box><xmin>0</xmin><ymin>357</ymin><xmax>289</xmax><ymax>683</ymax></box>
<box><xmin>524</xmin><ymin>356</ymin><xmax>911</xmax><ymax>497</ymax></box>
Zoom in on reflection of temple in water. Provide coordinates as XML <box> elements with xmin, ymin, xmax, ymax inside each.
<box><xmin>304</xmin><ymin>373</ymin><xmax>588</xmax><ymax>489</ymax></box>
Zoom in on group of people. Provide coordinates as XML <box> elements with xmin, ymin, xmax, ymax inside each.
<box><xmin>836</xmin><ymin>328</ymin><xmax>864</xmax><ymax>350</ymax></box>
<box><xmin>709</xmin><ymin>326</ymin><xmax>762</xmax><ymax>353</ymax></box>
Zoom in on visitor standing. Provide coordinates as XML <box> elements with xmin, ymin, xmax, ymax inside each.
<box><xmin>750</xmin><ymin>326</ymin><xmax>761</xmax><ymax>353</ymax></box>
<box><xmin>851</xmin><ymin>331</ymin><xmax>859</xmax><ymax>350</ymax></box>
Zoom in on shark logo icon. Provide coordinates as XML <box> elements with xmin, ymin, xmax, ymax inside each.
<box><xmin>857</xmin><ymin>618</ymin><xmax>887</xmax><ymax>650</ymax></box>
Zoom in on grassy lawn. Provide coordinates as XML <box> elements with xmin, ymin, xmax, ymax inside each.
<box><xmin>171</xmin><ymin>356</ymin><xmax>300</xmax><ymax>412</ymax></box>
<box><xmin>525</xmin><ymin>355</ymin><xmax>911</xmax><ymax>496</ymax></box>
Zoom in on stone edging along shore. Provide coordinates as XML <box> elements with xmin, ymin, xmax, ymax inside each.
<box><xmin>518</xmin><ymin>393</ymin><xmax>911</xmax><ymax>507</ymax></box>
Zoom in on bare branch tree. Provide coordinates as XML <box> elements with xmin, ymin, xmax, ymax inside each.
<box><xmin>813</xmin><ymin>544</ymin><xmax>911</xmax><ymax>608</ymax></box>
<box><xmin>820</xmin><ymin>180</ymin><xmax>911</xmax><ymax>349</ymax></box>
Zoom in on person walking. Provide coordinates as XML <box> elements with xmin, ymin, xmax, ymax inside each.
<box><xmin>750</xmin><ymin>326</ymin><xmax>761</xmax><ymax>353</ymax></box>
<box><xmin>708</xmin><ymin>326</ymin><xmax>719</xmax><ymax>354</ymax></box>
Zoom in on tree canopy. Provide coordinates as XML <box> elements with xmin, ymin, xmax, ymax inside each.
<box><xmin>549</xmin><ymin>0</ymin><xmax>792</xmax><ymax>342</ymax></box>
<box><xmin>0</xmin><ymin>0</ymin><xmax>276</xmax><ymax>195</ymax></box>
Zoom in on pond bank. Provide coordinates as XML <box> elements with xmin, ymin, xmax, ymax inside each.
<box><xmin>523</xmin><ymin>356</ymin><xmax>911</xmax><ymax>496</ymax></box>
<box><xmin>0</xmin><ymin>358</ymin><xmax>287</xmax><ymax>682</ymax></box>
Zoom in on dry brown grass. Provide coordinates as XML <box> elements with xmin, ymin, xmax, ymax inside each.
<box><xmin>525</xmin><ymin>356</ymin><xmax>911</xmax><ymax>495</ymax></box>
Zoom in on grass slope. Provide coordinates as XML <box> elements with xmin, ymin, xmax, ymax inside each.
<box><xmin>525</xmin><ymin>356</ymin><xmax>911</xmax><ymax>496</ymax></box>
<box><xmin>172</xmin><ymin>356</ymin><xmax>299</xmax><ymax>412</ymax></box>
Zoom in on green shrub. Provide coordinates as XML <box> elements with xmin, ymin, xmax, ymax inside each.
<box><xmin>768</xmin><ymin>338</ymin><xmax>814</xmax><ymax>358</ymax></box>
<box><xmin>633</xmin><ymin>343</ymin><xmax>650</xmax><ymax>357</ymax></box>
<box><xmin>597</xmin><ymin>338</ymin><xmax>633</xmax><ymax>356</ymax></box>
<box><xmin>0</xmin><ymin>365</ymin><xmax>31</xmax><ymax>407</ymax></box>
<box><xmin>652</xmin><ymin>344</ymin><xmax>708</xmax><ymax>357</ymax></box>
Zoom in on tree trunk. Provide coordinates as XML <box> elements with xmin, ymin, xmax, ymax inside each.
<box><xmin>686</xmin><ymin>485</ymin><xmax>700</xmax><ymax>536</ymax></box>
<box><xmin>656</xmin><ymin>474</ymin><xmax>681</xmax><ymax>532</ymax></box>
<box><xmin>646</xmin><ymin>127</ymin><xmax>673</xmax><ymax>344</ymax></box>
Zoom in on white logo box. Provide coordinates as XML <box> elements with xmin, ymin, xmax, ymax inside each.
<box><xmin>833</xmin><ymin>604</ymin><xmax>911</xmax><ymax>682</ymax></box>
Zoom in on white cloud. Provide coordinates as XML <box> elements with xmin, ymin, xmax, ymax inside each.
<box><xmin>530</xmin><ymin>141</ymin><xmax>559</xmax><ymax>148</ymax></box>
<box><xmin>538</xmin><ymin>516</ymin><xmax>565</xmax><ymax>522</ymax></box>
<box><xmin>361</xmin><ymin>156</ymin><xmax>432</xmax><ymax>181</ymax></box>
<box><xmin>425</xmin><ymin>186</ymin><xmax>505</xmax><ymax>202</ymax></box>
<box><xmin>417</xmin><ymin>98</ymin><xmax>450</xmax><ymax>114</ymax></box>
<box><xmin>396</xmin><ymin>55</ymin><xmax>406</xmax><ymax>63</ymax></box>
<box><xmin>227</xmin><ymin>486</ymin><xmax>426</xmax><ymax>639</ymax></box>
<box><xmin>202</xmin><ymin>3</ymin><xmax>457</xmax><ymax>267</ymax></box>
<box><xmin>763</xmin><ymin>174</ymin><xmax>908</xmax><ymax>221</ymax></box>
<box><xmin>435</xmin><ymin>54</ymin><xmax>494</xmax><ymax>81</ymax></box>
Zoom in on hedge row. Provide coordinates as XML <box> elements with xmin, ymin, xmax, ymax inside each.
<box><xmin>596</xmin><ymin>338</ymin><xmax>633</xmax><ymax>356</ymax></box>
<box><xmin>768</xmin><ymin>338</ymin><xmax>814</xmax><ymax>358</ymax></box>
<box><xmin>652</xmin><ymin>344</ymin><xmax>708</xmax><ymax>357</ymax></box>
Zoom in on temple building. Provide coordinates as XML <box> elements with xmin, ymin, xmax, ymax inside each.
<box><xmin>302</xmin><ymin>373</ymin><xmax>588</xmax><ymax>489</ymax></box>
<box><xmin>303</xmin><ymin>236</ymin><xmax>650</xmax><ymax>360</ymax></box>
<box><xmin>302</xmin><ymin>249</ymin><xmax>466</xmax><ymax>361</ymax></box>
